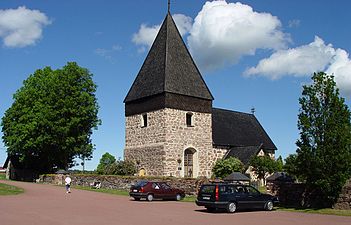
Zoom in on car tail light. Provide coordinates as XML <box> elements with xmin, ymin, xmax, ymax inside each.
<box><xmin>215</xmin><ymin>185</ymin><xmax>219</xmax><ymax>201</ymax></box>
<box><xmin>140</xmin><ymin>187</ymin><xmax>144</xmax><ymax>193</ymax></box>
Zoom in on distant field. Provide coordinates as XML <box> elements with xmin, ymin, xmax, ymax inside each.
<box><xmin>0</xmin><ymin>183</ymin><xmax>24</xmax><ymax>195</ymax></box>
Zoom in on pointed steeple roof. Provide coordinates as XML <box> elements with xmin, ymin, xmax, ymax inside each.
<box><xmin>124</xmin><ymin>12</ymin><xmax>213</xmax><ymax>103</ymax></box>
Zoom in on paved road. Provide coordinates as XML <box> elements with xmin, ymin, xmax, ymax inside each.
<box><xmin>0</xmin><ymin>180</ymin><xmax>350</xmax><ymax>225</ymax></box>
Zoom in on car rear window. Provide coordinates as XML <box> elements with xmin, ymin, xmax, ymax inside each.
<box><xmin>200</xmin><ymin>185</ymin><xmax>215</xmax><ymax>194</ymax></box>
<box><xmin>134</xmin><ymin>180</ymin><xmax>148</xmax><ymax>187</ymax></box>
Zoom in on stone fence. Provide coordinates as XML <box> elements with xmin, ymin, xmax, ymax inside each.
<box><xmin>38</xmin><ymin>174</ymin><xmax>209</xmax><ymax>195</ymax></box>
<box><xmin>267</xmin><ymin>178</ymin><xmax>351</xmax><ymax>209</ymax></box>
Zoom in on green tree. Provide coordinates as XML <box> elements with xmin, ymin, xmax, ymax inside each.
<box><xmin>295</xmin><ymin>72</ymin><xmax>351</xmax><ymax>205</ymax></box>
<box><xmin>283</xmin><ymin>154</ymin><xmax>300</xmax><ymax>179</ymax></box>
<box><xmin>249</xmin><ymin>155</ymin><xmax>278</xmax><ymax>185</ymax></box>
<box><xmin>276</xmin><ymin>155</ymin><xmax>284</xmax><ymax>172</ymax></box>
<box><xmin>1</xmin><ymin>62</ymin><xmax>100</xmax><ymax>173</ymax></box>
<box><xmin>96</xmin><ymin>152</ymin><xmax>116</xmax><ymax>174</ymax></box>
<box><xmin>212</xmin><ymin>157</ymin><xmax>243</xmax><ymax>179</ymax></box>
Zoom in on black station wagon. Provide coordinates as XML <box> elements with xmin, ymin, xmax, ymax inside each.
<box><xmin>196</xmin><ymin>183</ymin><xmax>279</xmax><ymax>213</ymax></box>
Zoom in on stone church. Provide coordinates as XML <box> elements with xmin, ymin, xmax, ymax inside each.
<box><xmin>124</xmin><ymin>11</ymin><xmax>277</xmax><ymax>178</ymax></box>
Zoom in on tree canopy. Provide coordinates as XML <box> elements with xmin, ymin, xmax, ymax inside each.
<box><xmin>249</xmin><ymin>155</ymin><xmax>279</xmax><ymax>184</ymax></box>
<box><xmin>212</xmin><ymin>157</ymin><xmax>243</xmax><ymax>179</ymax></box>
<box><xmin>1</xmin><ymin>62</ymin><xmax>100</xmax><ymax>173</ymax></box>
<box><xmin>294</xmin><ymin>72</ymin><xmax>351</xmax><ymax>204</ymax></box>
<box><xmin>96</xmin><ymin>152</ymin><xmax>116</xmax><ymax>174</ymax></box>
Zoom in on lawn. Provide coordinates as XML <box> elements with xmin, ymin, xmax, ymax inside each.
<box><xmin>0</xmin><ymin>183</ymin><xmax>24</xmax><ymax>195</ymax></box>
<box><xmin>277</xmin><ymin>207</ymin><xmax>351</xmax><ymax>217</ymax></box>
<box><xmin>0</xmin><ymin>173</ymin><xmax>6</xmax><ymax>180</ymax></box>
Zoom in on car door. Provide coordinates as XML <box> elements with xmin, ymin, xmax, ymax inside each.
<box><xmin>151</xmin><ymin>182</ymin><xmax>162</xmax><ymax>199</ymax></box>
<box><xmin>160</xmin><ymin>182</ymin><xmax>173</xmax><ymax>199</ymax></box>
<box><xmin>234</xmin><ymin>185</ymin><xmax>251</xmax><ymax>209</ymax></box>
<box><xmin>245</xmin><ymin>186</ymin><xmax>264</xmax><ymax>209</ymax></box>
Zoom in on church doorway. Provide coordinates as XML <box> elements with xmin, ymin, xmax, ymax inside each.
<box><xmin>138</xmin><ymin>168</ymin><xmax>146</xmax><ymax>176</ymax></box>
<box><xmin>184</xmin><ymin>148</ymin><xmax>196</xmax><ymax>178</ymax></box>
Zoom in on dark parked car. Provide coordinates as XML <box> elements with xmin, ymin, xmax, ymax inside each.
<box><xmin>196</xmin><ymin>183</ymin><xmax>279</xmax><ymax>213</ymax></box>
<box><xmin>129</xmin><ymin>181</ymin><xmax>185</xmax><ymax>201</ymax></box>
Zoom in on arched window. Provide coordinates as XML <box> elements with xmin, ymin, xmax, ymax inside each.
<box><xmin>186</xmin><ymin>112</ymin><xmax>193</xmax><ymax>127</ymax></box>
<box><xmin>184</xmin><ymin>148</ymin><xmax>195</xmax><ymax>178</ymax></box>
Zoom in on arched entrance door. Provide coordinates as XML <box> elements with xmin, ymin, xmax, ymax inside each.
<box><xmin>184</xmin><ymin>148</ymin><xmax>196</xmax><ymax>178</ymax></box>
<box><xmin>138</xmin><ymin>168</ymin><xmax>146</xmax><ymax>177</ymax></box>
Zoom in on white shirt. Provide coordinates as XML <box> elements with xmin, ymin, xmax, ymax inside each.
<box><xmin>65</xmin><ymin>176</ymin><xmax>72</xmax><ymax>185</ymax></box>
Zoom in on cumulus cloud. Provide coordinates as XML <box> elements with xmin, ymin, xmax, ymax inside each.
<box><xmin>245</xmin><ymin>36</ymin><xmax>351</xmax><ymax>95</ymax></box>
<box><xmin>245</xmin><ymin>37</ymin><xmax>335</xmax><ymax>79</ymax></box>
<box><xmin>0</xmin><ymin>6</ymin><xmax>51</xmax><ymax>47</ymax></box>
<box><xmin>326</xmin><ymin>49</ymin><xmax>351</xmax><ymax>96</ymax></box>
<box><xmin>187</xmin><ymin>1</ymin><xmax>289</xmax><ymax>71</ymax></box>
<box><xmin>132</xmin><ymin>14</ymin><xmax>193</xmax><ymax>52</ymax></box>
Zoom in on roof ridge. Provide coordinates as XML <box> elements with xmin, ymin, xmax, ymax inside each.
<box><xmin>213</xmin><ymin>107</ymin><xmax>253</xmax><ymax>116</ymax></box>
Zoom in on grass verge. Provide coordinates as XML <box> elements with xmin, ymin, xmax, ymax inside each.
<box><xmin>0</xmin><ymin>183</ymin><xmax>24</xmax><ymax>195</ymax></box>
<box><xmin>0</xmin><ymin>173</ymin><xmax>6</xmax><ymax>180</ymax></box>
<box><xmin>277</xmin><ymin>207</ymin><xmax>351</xmax><ymax>217</ymax></box>
<box><xmin>72</xmin><ymin>185</ymin><xmax>197</xmax><ymax>202</ymax></box>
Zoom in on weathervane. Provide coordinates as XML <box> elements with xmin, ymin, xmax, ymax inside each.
<box><xmin>168</xmin><ymin>0</ymin><xmax>170</xmax><ymax>12</ymax></box>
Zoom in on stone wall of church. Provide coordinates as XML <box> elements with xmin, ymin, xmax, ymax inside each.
<box><xmin>163</xmin><ymin>108</ymin><xmax>213</xmax><ymax>177</ymax></box>
<box><xmin>124</xmin><ymin>110</ymin><xmax>167</xmax><ymax>176</ymax></box>
<box><xmin>124</xmin><ymin>108</ymin><xmax>224</xmax><ymax>178</ymax></box>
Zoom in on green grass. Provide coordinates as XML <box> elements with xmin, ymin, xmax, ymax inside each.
<box><xmin>0</xmin><ymin>173</ymin><xmax>6</xmax><ymax>180</ymax></box>
<box><xmin>0</xmin><ymin>183</ymin><xmax>24</xmax><ymax>195</ymax></box>
<box><xmin>277</xmin><ymin>207</ymin><xmax>351</xmax><ymax>217</ymax></box>
<box><xmin>73</xmin><ymin>185</ymin><xmax>197</xmax><ymax>202</ymax></box>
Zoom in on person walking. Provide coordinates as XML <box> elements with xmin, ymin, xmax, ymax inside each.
<box><xmin>65</xmin><ymin>174</ymin><xmax>72</xmax><ymax>193</ymax></box>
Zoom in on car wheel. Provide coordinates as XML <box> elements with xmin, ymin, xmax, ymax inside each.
<box><xmin>134</xmin><ymin>197</ymin><xmax>140</xmax><ymax>201</ymax></box>
<box><xmin>175</xmin><ymin>194</ymin><xmax>182</xmax><ymax>201</ymax></box>
<box><xmin>227</xmin><ymin>202</ymin><xmax>237</xmax><ymax>213</ymax></box>
<box><xmin>265</xmin><ymin>200</ymin><xmax>274</xmax><ymax>211</ymax></box>
<box><xmin>147</xmin><ymin>194</ymin><xmax>154</xmax><ymax>202</ymax></box>
<box><xmin>206</xmin><ymin>207</ymin><xmax>216</xmax><ymax>212</ymax></box>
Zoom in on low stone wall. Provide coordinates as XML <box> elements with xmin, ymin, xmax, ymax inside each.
<box><xmin>38</xmin><ymin>174</ymin><xmax>209</xmax><ymax>195</ymax></box>
<box><xmin>334</xmin><ymin>179</ymin><xmax>351</xmax><ymax>210</ymax></box>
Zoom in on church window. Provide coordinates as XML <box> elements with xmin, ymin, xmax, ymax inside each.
<box><xmin>186</xmin><ymin>112</ymin><xmax>193</xmax><ymax>127</ymax></box>
<box><xmin>141</xmin><ymin>114</ymin><xmax>148</xmax><ymax>127</ymax></box>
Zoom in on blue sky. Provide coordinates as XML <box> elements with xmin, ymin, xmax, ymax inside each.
<box><xmin>1</xmin><ymin>0</ymin><xmax>350</xmax><ymax>170</ymax></box>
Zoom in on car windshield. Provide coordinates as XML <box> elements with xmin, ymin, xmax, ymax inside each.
<box><xmin>134</xmin><ymin>180</ymin><xmax>148</xmax><ymax>187</ymax></box>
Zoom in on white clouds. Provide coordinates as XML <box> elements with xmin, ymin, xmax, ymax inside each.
<box><xmin>0</xmin><ymin>6</ymin><xmax>51</xmax><ymax>47</ymax></box>
<box><xmin>132</xmin><ymin>14</ymin><xmax>193</xmax><ymax>52</ymax></box>
<box><xmin>246</xmin><ymin>36</ymin><xmax>351</xmax><ymax>95</ymax></box>
<box><xmin>326</xmin><ymin>49</ymin><xmax>351</xmax><ymax>96</ymax></box>
<box><xmin>187</xmin><ymin>1</ymin><xmax>289</xmax><ymax>71</ymax></box>
<box><xmin>245</xmin><ymin>37</ymin><xmax>335</xmax><ymax>79</ymax></box>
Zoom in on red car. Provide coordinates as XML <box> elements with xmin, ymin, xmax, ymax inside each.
<box><xmin>129</xmin><ymin>181</ymin><xmax>185</xmax><ymax>201</ymax></box>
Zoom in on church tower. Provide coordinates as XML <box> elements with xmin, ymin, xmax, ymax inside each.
<box><xmin>124</xmin><ymin>11</ymin><xmax>214</xmax><ymax>177</ymax></box>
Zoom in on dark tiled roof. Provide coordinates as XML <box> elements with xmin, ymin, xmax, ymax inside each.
<box><xmin>225</xmin><ymin>145</ymin><xmax>262</xmax><ymax>165</ymax></box>
<box><xmin>124</xmin><ymin>12</ymin><xmax>213</xmax><ymax>103</ymax></box>
<box><xmin>212</xmin><ymin>108</ymin><xmax>277</xmax><ymax>150</ymax></box>
<box><xmin>223</xmin><ymin>172</ymin><xmax>250</xmax><ymax>181</ymax></box>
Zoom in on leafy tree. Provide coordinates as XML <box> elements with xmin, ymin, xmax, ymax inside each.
<box><xmin>114</xmin><ymin>160</ymin><xmax>136</xmax><ymax>176</ymax></box>
<box><xmin>283</xmin><ymin>154</ymin><xmax>299</xmax><ymax>177</ymax></box>
<box><xmin>249</xmin><ymin>155</ymin><xmax>278</xmax><ymax>185</ymax></box>
<box><xmin>276</xmin><ymin>155</ymin><xmax>284</xmax><ymax>172</ymax></box>
<box><xmin>212</xmin><ymin>157</ymin><xmax>243</xmax><ymax>179</ymax></box>
<box><xmin>295</xmin><ymin>72</ymin><xmax>351</xmax><ymax>205</ymax></box>
<box><xmin>96</xmin><ymin>152</ymin><xmax>116</xmax><ymax>174</ymax></box>
<box><xmin>1</xmin><ymin>62</ymin><xmax>100</xmax><ymax>173</ymax></box>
